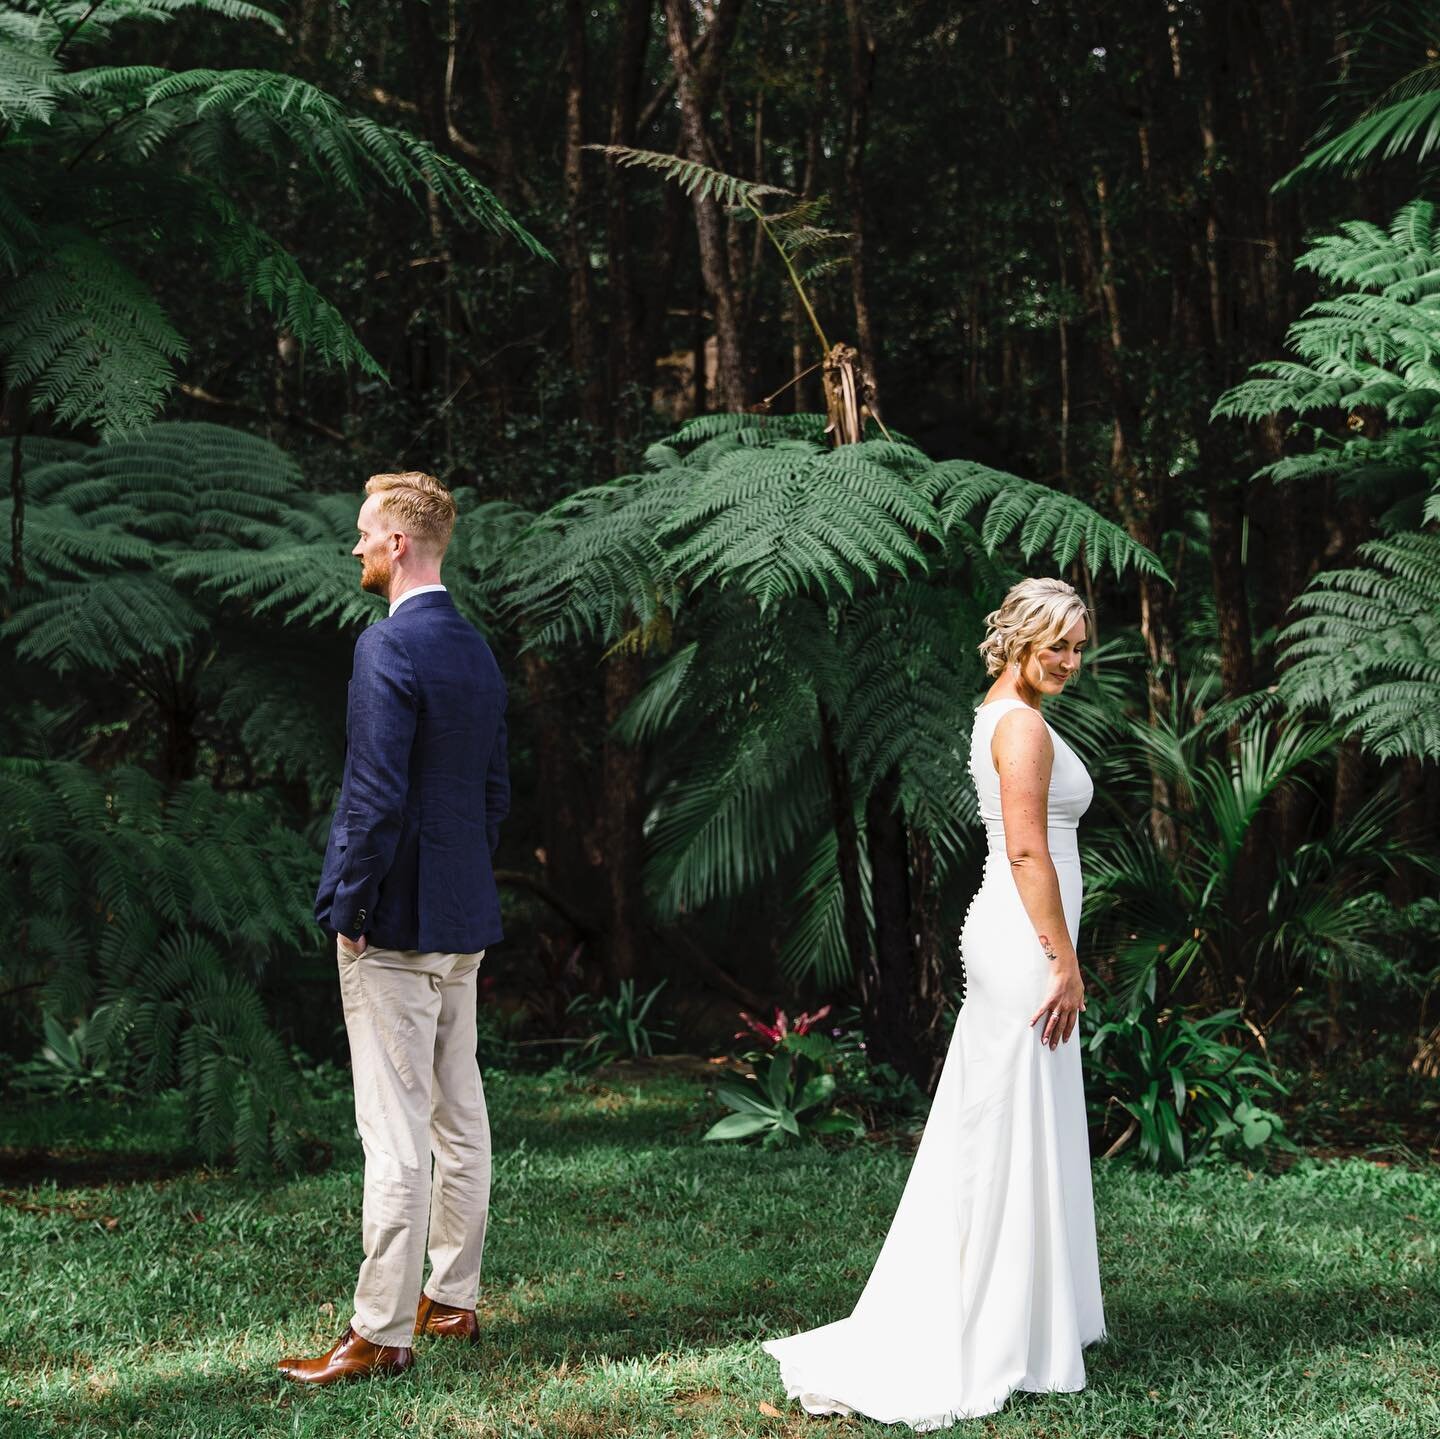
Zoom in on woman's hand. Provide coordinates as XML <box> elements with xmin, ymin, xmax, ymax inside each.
<box><xmin>1029</xmin><ymin>959</ymin><xmax>1085</xmax><ymax>1049</ymax></box>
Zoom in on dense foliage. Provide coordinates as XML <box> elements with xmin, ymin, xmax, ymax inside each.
<box><xmin>1</xmin><ymin>0</ymin><xmax>1437</xmax><ymax>1173</ymax></box>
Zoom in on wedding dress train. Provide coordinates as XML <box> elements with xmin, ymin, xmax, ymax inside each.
<box><xmin>763</xmin><ymin>697</ymin><xmax>1106</xmax><ymax>1430</ymax></box>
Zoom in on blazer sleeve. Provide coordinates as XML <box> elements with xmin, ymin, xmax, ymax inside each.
<box><xmin>331</xmin><ymin>625</ymin><xmax>418</xmax><ymax>939</ymax></box>
<box><xmin>485</xmin><ymin>690</ymin><xmax>510</xmax><ymax>856</ymax></box>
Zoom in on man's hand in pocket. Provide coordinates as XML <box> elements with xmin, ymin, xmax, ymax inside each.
<box><xmin>338</xmin><ymin>934</ymin><xmax>369</xmax><ymax>958</ymax></box>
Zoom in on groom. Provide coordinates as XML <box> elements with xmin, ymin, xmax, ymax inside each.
<box><xmin>280</xmin><ymin>471</ymin><xmax>510</xmax><ymax>1385</ymax></box>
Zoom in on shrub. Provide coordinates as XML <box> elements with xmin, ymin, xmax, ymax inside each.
<box><xmin>1084</xmin><ymin>986</ymin><xmax>1291</xmax><ymax>1170</ymax></box>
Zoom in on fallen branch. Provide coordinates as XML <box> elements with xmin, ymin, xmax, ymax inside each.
<box><xmin>1101</xmin><ymin>1116</ymin><xmax>1138</xmax><ymax>1160</ymax></box>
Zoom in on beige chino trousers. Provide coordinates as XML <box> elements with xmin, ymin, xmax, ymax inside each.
<box><xmin>337</xmin><ymin>939</ymin><xmax>491</xmax><ymax>1348</ymax></box>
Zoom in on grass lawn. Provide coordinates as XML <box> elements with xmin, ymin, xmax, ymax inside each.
<box><xmin>1</xmin><ymin>1067</ymin><xmax>1437</xmax><ymax>1438</ymax></box>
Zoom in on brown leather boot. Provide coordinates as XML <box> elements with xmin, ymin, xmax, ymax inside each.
<box><xmin>415</xmin><ymin>1293</ymin><xmax>480</xmax><ymax>1344</ymax></box>
<box><xmin>277</xmin><ymin>1326</ymin><xmax>414</xmax><ymax>1385</ymax></box>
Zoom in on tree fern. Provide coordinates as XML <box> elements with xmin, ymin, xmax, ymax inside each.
<box><xmin>2</xmin><ymin>422</ymin><xmax>344</xmax><ymax>670</ymax></box>
<box><xmin>929</xmin><ymin>459</ymin><xmax>1169</xmax><ymax>580</ymax></box>
<box><xmin>1213</xmin><ymin>200</ymin><xmax>1440</xmax><ymax>758</ymax></box>
<box><xmin>0</xmin><ymin>3</ymin><xmax>546</xmax><ymax>439</ymax></box>
<box><xmin>0</xmin><ymin>7</ymin><xmax>61</xmax><ymax>124</ymax></box>
<box><xmin>665</xmin><ymin>441</ymin><xmax>938</xmax><ymax>609</ymax></box>
<box><xmin>0</xmin><ymin>237</ymin><xmax>188</xmax><ymax>434</ymax></box>
<box><xmin>1278</xmin><ymin>532</ymin><xmax>1440</xmax><ymax>758</ymax></box>
<box><xmin>0</xmin><ymin>758</ymin><xmax>315</xmax><ymax>1170</ymax></box>
<box><xmin>499</xmin><ymin>410</ymin><xmax>1165</xmax><ymax>989</ymax></box>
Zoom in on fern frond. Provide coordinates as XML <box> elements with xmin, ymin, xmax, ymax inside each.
<box><xmin>672</xmin><ymin>411</ymin><xmax>831</xmax><ymax>446</ymax></box>
<box><xmin>587</xmin><ymin>144</ymin><xmax>791</xmax><ymax>209</ymax></box>
<box><xmin>0</xmin><ymin>10</ymin><xmax>61</xmax><ymax>124</ymax></box>
<box><xmin>139</xmin><ymin>70</ymin><xmax>549</xmax><ymax>256</ymax></box>
<box><xmin>1279</xmin><ymin>530</ymin><xmax>1440</xmax><ymax>758</ymax></box>
<box><xmin>645</xmin><ymin>702</ymin><xmax>827</xmax><ymax>917</ymax></box>
<box><xmin>207</xmin><ymin>197</ymin><xmax>384</xmax><ymax>377</ymax></box>
<box><xmin>1280</xmin><ymin>88</ymin><xmax>1440</xmax><ymax>184</ymax></box>
<box><xmin>503</xmin><ymin>472</ymin><xmax>684</xmax><ymax>647</ymax></box>
<box><xmin>665</xmin><ymin>442</ymin><xmax>938</xmax><ymax>608</ymax></box>
<box><xmin>931</xmin><ymin>461</ymin><xmax>1168</xmax><ymax>580</ymax></box>
<box><xmin>777</xmin><ymin>828</ymin><xmax>867</xmax><ymax>988</ymax></box>
<box><xmin>41</xmin><ymin>0</ymin><xmax>284</xmax><ymax>48</ymax></box>
<box><xmin>0</xmin><ymin>236</ymin><xmax>186</xmax><ymax>435</ymax></box>
<box><xmin>2</xmin><ymin>572</ymin><xmax>203</xmax><ymax>673</ymax></box>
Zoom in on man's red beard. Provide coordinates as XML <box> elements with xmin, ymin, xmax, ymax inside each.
<box><xmin>359</xmin><ymin>550</ymin><xmax>393</xmax><ymax>596</ymax></box>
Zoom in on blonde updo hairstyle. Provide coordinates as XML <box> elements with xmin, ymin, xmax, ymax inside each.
<box><xmin>977</xmin><ymin>577</ymin><xmax>1091</xmax><ymax>678</ymax></box>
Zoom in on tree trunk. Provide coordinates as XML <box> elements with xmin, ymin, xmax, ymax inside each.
<box><xmin>907</xmin><ymin>826</ymin><xmax>948</xmax><ymax>1087</ymax></box>
<box><xmin>4</xmin><ymin>389</ymin><xmax>24</xmax><ymax>597</ymax></box>
<box><xmin>842</xmin><ymin>0</ymin><xmax>881</xmax><ymax>412</ymax></box>
<box><xmin>602</xmin><ymin>649</ymin><xmax>649</xmax><ymax>981</ymax></box>
<box><xmin>1387</xmin><ymin>755</ymin><xmax>1437</xmax><ymax>910</ymax></box>
<box><xmin>662</xmin><ymin>0</ymin><xmax>748</xmax><ymax>411</ymax></box>
<box><xmin>861</xmin><ymin>770</ymin><xmax>931</xmax><ymax>1085</ymax></box>
<box><xmin>562</xmin><ymin>0</ymin><xmax>604</xmax><ymax>431</ymax></box>
<box><xmin>1325</xmin><ymin>736</ymin><xmax>1368</xmax><ymax>1053</ymax></box>
<box><xmin>471</xmin><ymin>19</ymin><xmax>542</xmax><ymax>210</ymax></box>
<box><xmin>604</xmin><ymin>0</ymin><xmax>654</xmax><ymax>450</ymax></box>
<box><xmin>520</xmin><ymin>649</ymin><xmax>601</xmax><ymax>945</ymax></box>
<box><xmin>819</xmin><ymin>705</ymin><xmax>869</xmax><ymax>991</ymax></box>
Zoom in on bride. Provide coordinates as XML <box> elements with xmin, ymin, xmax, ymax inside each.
<box><xmin>763</xmin><ymin>577</ymin><xmax>1107</xmax><ymax>1430</ymax></box>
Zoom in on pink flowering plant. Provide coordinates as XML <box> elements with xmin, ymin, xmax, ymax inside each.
<box><xmin>734</xmin><ymin>1004</ymin><xmax>832</xmax><ymax>1049</ymax></box>
<box><xmin>706</xmin><ymin>1004</ymin><xmax>864</xmax><ymax>1147</ymax></box>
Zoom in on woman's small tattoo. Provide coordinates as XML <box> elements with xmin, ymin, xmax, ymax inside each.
<box><xmin>1038</xmin><ymin>933</ymin><xmax>1059</xmax><ymax>962</ymax></box>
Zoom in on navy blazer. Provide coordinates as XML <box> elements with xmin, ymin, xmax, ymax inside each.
<box><xmin>314</xmin><ymin>590</ymin><xmax>509</xmax><ymax>952</ymax></box>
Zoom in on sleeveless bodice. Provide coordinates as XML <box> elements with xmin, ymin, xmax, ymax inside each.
<box><xmin>969</xmin><ymin>698</ymin><xmax>1093</xmax><ymax>861</ymax></box>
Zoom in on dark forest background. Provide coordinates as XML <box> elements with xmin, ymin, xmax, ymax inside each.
<box><xmin>3</xmin><ymin>0</ymin><xmax>1438</xmax><ymax>1171</ymax></box>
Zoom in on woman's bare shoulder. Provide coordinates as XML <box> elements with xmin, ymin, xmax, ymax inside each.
<box><xmin>991</xmin><ymin>705</ymin><xmax>1052</xmax><ymax>762</ymax></box>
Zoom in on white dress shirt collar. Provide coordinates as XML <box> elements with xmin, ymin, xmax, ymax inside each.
<box><xmin>389</xmin><ymin>583</ymin><xmax>447</xmax><ymax>617</ymax></box>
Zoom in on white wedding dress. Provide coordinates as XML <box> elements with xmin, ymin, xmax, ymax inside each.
<box><xmin>763</xmin><ymin>697</ymin><xmax>1106</xmax><ymax>1430</ymax></box>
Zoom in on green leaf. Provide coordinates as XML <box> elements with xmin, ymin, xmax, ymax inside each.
<box><xmin>714</xmin><ymin>1082</ymin><xmax>774</xmax><ymax>1118</ymax></box>
<box><xmin>796</xmin><ymin>1071</ymin><xmax>837</xmax><ymax>1113</ymax></box>
<box><xmin>810</xmin><ymin>1110</ymin><xmax>866</xmax><ymax>1137</ymax></box>
<box><xmin>702</xmin><ymin>1112</ymin><xmax>773</xmax><ymax>1142</ymax></box>
<box><xmin>1242</xmin><ymin>1115</ymin><xmax>1273</xmax><ymax>1148</ymax></box>
<box><xmin>765</xmin><ymin>1053</ymin><xmax>795</xmax><ymax>1111</ymax></box>
<box><xmin>0</xmin><ymin>238</ymin><xmax>187</xmax><ymax>436</ymax></box>
<box><xmin>1169</xmin><ymin>1065</ymin><xmax>1188</xmax><ymax>1118</ymax></box>
<box><xmin>1156</xmin><ymin>1102</ymin><xmax>1186</xmax><ymax>1169</ymax></box>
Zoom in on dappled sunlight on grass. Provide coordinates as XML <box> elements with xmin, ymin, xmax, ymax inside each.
<box><xmin>2</xmin><ymin>1071</ymin><xmax>1437</xmax><ymax>1436</ymax></box>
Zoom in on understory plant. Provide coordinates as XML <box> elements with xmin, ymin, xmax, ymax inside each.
<box><xmin>1082</xmin><ymin>693</ymin><xmax>1438</xmax><ymax>1026</ymax></box>
<box><xmin>6</xmin><ymin>1014</ymin><xmax>129</xmax><ymax>1100</ymax></box>
<box><xmin>0</xmin><ymin>760</ymin><xmax>316</xmax><ymax>1170</ymax></box>
<box><xmin>1084</xmin><ymin>983</ymin><xmax>1290</xmax><ymax>1171</ymax></box>
<box><xmin>564</xmin><ymin>979</ymin><xmax>674</xmax><ymax>1071</ymax></box>
<box><xmin>704</xmin><ymin>1030</ymin><xmax>865</xmax><ymax>1147</ymax></box>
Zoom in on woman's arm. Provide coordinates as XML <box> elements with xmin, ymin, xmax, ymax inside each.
<box><xmin>992</xmin><ymin>708</ymin><xmax>1086</xmax><ymax>1048</ymax></box>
